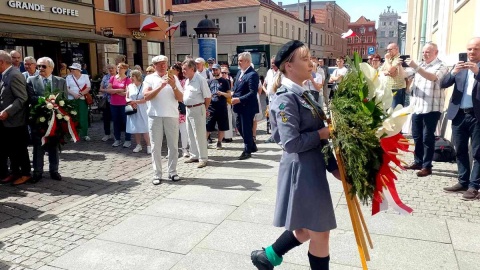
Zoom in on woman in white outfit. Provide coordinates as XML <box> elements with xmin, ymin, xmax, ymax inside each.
<box><xmin>126</xmin><ymin>70</ymin><xmax>151</xmax><ymax>153</ymax></box>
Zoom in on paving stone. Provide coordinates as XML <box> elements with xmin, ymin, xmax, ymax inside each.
<box><xmin>455</xmin><ymin>250</ymin><xmax>480</xmax><ymax>270</ymax></box>
<box><xmin>49</xmin><ymin>239</ymin><xmax>183</xmax><ymax>270</ymax></box>
<box><xmin>139</xmin><ymin>198</ymin><xmax>236</xmax><ymax>224</ymax></box>
<box><xmin>447</xmin><ymin>220</ymin><xmax>480</xmax><ymax>253</ymax></box>
<box><xmin>167</xmin><ymin>185</ymin><xmax>256</xmax><ymax>206</ymax></box>
<box><xmin>97</xmin><ymin>214</ymin><xmax>215</xmax><ymax>254</ymax></box>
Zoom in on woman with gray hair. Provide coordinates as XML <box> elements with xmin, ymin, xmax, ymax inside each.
<box><xmin>126</xmin><ymin>70</ymin><xmax>150</xmax><ymax>153</ymax></box>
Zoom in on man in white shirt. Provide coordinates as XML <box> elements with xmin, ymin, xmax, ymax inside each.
<box><xmin>328</xmin><ymin>57</ymin><xmax>348</xmax><ymax>100</ymax></box>
<box><xmin>182</xmin><ymin>59</ymin><xmax>212</xmax><ymax>168</ymax></box>
<box><xmin>262</xmin><ymin>57</ymin><xmax>278</xmax><ymax>143</ymax></box>
<box><xmin>143</xmin><ymin>55</ymin><xmax>184</xmax><ymax>185</ymax></box>
<box><xmin>195</xmin><ymin>57</ymin><xmax>213</xmax><ymax>80</ymax></box>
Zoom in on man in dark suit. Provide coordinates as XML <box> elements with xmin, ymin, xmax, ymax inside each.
<box><xmin>27</xmin><ymin>57</ymin><xmax>68</xmax><ymax>182</ymax></box>
<box><xmin>231</xmin><ymin>52</ymin><xmax>259</xmax><ymax>160</ymax></box>
<box><xmin>442</xmin><ymin>37</ymin><xmax>480</xmax><ymax>200</ymax></box>
<box><xmin>0</xmin><ymin>50</ymin><xmax>31</xmax><ymax>185</ymax></box>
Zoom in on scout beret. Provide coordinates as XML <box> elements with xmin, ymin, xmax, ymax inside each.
<box><xmin>274</xmin><ymin>40</ymin><xmax>305</xmax><ymax>68</ymax></box>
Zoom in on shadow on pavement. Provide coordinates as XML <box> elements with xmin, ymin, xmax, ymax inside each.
<box><xmin>0</xmin><ymin>202</ymin><xmax>57</xmax><ymax>231</ymax></box>
<box><xmin>208</xmin><ymin>160</ymin><xmax>273</xmax><ymax>169</ymax></box>
<box><xmin>61</xmin><ymin>151</ymin><xmax>107</xmax><ymax>161</ymax></box>
<box><xmin>179</xmin><ymin>177</ymin><xmax>262</xmax><ymax>191</ymax></box>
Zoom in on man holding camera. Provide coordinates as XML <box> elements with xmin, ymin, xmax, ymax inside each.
<box><xmin>381</xmin><ymin>43</ymin><xmax>407</xmax><ymax>108</ymax></box>
<box><xmin>441</xmin><ymin>37</ymin><xmax>480</xmax><ymax>200</ymax></box>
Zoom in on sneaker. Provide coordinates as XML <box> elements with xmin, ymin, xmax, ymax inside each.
<box><xmin>123</xmin><ymin>141</ymin><xmax>132</xmax><ymax>148</ymax></box>
<box><xmin>84</xmin><ymin>136</ymin><xmax>91</xmax><ymax>141</ymax></box>
<box><xmin>146</xmin><ymin>146</ymin><xmax>152</xmax><ymax>154</ymax></box>
<box><xmin>251</xmin><ymin>249</ymin><xmax>274</xmax><ymax>270</ymax></box>
<box><xmin>152</xmin><ymin>178</ymin><xmax>162</xmax><ymax>185</ymax></box>
<box><xmin>102</xmin><ymin>135</ymin><xmax>112</xmax><ymax>141</ymax></box>
<box><xmin>222</xmin><ymin>138</ymin><xmax>233</xmax><ymax>143</ymax></box>
<box><xmin>133</xmin><ymin>144</ymin><xmax>142</xmax><ymax>153</ymax></box>
<box><xmin>184</xmin><ymin>158</ymin><xmax>199</xmax><ymax>163</ymax></box>
<box><xmin>216</xmin><ymin>142</ymin><xmax>223</xmax><ymax>150</ymax></box>
<box><xmin>112</xmin><ymin>140</ymin><xmax>121</xmax><ymax>147</ymax></box>
<box><xmin>462</xmin><ymin>188</ymin><xmax>479</xmax><ymax>201</ymax></box>
<box><xmin>443</xmin><ymin>183</ymin><xmax>468</xmax><ymax>193</ymax></box>
<box><xmin>169</xmin><ymin>174</ymin><xmax>180</xmax><ymax>181</ymax></box>
<box><xmin>183</xmin><ymin>152</ymin><xmax>190</xmax><ymax>158</ymax></box>
<box><xmin>197</xmin><ymin>161</ymin><xmax>208</xmax><ymax>168</ymax></box>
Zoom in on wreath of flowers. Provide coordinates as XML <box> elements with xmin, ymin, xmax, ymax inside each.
<box><xmin>329</xmin><ymin>53</ymin><xmax>413</xmax><ymax>215</ymax></box>
<box><xmin>29</xmin><ymin>84</ymin><xmax>80</xmax><ymax>147</ymax></box>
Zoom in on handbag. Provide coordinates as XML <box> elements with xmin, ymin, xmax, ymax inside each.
<box><xmin>98</xmin><ymin>96</ymin><xmax>107</xmax><ymax>110</ymax></box>
<box><xmin>125</xmin><ymin>84</ymin><xmax>142</xmax><ymax>115</ymax></box>
<box><xmin>178</xmin><ymin>102</ymin><xmax>186</xmax><ymax>115</ymax></box>
<box><xmin>71</xmin><ymin>75</ymin><xmax>94</xmax><ymax>105</ymax></box>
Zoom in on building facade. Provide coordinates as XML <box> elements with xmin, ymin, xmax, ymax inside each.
<box><xmin>406</xmin><ymin>0</ymin><xmax>480</xmax><ymax>138</ymax></box>
<box><xmin>0</xmin><ymin>0</ymin><xmax>115</xmax><ymax>76</ymax></box>
<box><xmin>94</xmin><ymin>0</ymin><xmax>172</xmax><ymax>73</ymax></box>
<box><xmin>282</xmin><ymin>1</ymin><xmax>350</xmax><ymax>66</ymax></box>
<box><xmin>346</xmin><ymin>16</ymin><xmax>377</xmax><ymax>60</ymax></box>
<box><xmin>377</xmin><ymin>6</ymin><xmax>400</xmax><ymax>54</ymax></box>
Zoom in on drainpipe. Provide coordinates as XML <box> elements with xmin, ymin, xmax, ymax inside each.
<box><xmin>418</xmin><ymin>0</ymin><xmax>428</xmax><ymax>61</ymax></box>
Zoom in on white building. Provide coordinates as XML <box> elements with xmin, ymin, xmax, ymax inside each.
<box><xmin>171</xmin><ymin>0</ymin><xmax>330</xmax><ymax>64</ymax></box>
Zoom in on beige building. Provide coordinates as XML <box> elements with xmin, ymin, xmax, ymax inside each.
<box><xmin>172</xmin><ymin>0</ymin><xmax>348</xmax><ymax>65</ymax></box>
<box><xmin>406</xmin><ymin>0</ymin><xmax>480</xmax><ymax>138</ymax></box>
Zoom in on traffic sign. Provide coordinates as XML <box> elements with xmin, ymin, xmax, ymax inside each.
<box><xmin>368</xmin><ymin>47</ymin><xmax>375</xmax><ymax>55</ymax></box>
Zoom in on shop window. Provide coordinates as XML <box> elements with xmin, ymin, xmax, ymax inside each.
<box><xmin>104</xmin><ymin>38</ymin><xmax>126</xmax><ymax>65</ymax></box>
<box><xmin>148</xmin><ymin>41</ymin><xmax>163</xmax><ymax>64</ymax></box>
<box><xmin>180</xmin><ymin>21</ymin><xmax>187</xmax><ymax>37</ymax></box>
<box><xmin>108</xmin><ymin>0</ymin><xmax>119</xmax><ymax>12</ymax></box>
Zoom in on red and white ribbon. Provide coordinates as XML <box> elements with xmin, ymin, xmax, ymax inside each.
<box><xmin>41</xmin><ymin>99</ymin><xmax>79</xmax><ymax>145</ymax></box>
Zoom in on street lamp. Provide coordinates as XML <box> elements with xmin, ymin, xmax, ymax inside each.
<box><xmin>188</xmin><ymin>34</ymin><xmax>196</xmax><ymax>57</ymax></box>
<box><xmin>164</xmin><ymin>9</ymin><xmax>174</xmax><ymax>65</ymax></box>
<box><xmin>359</xmin><ymin>26</ymin><xmax>365</xmax><ymax>60</ymax></box>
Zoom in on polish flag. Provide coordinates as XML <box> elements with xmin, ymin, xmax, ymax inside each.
<box><xmin>140</xmin><ymin>17</ymin><xmax>159</xmax><ymax>31</ymax></box>
<box><xmin>165</xmin><ymin>21</ymin><xmax>182</xmax><ymax>34</ymax></box>
<box><xmin>341</xmin><ymin>29</ymin><xmax>358</xmax><ymax>39</ymax></box>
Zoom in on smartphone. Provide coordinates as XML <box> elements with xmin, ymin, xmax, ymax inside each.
<box><xmin>399</xmin><ymin>55</ymin><xmax>410</xmax><ymax>68</ymax></box>
<box><xmin>459</xmin><ymin>53</ymin><xmax>468</xmax><ymax>63</ymax></box>
<box><xmin>168</xmin><ymin>69</ymin><xmax>175</xmax><ymax>77</ymax></box>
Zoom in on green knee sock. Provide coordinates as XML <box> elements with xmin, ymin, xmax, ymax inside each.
<box><xmin>265</xmin><ymin>246</ymin><xmax>283</xmax><ymax>266</ymax></box>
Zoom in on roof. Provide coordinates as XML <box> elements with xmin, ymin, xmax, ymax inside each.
<box><xmin>349</xmin><ymin>16</ymin><xmax>375</xmax><ymax>25</ymax></box>
<box><xmin>289</xmin><ymin>9</ymin><xmax>327</xmax><ymax>24</ymax></box>
<box><xmin>173</xmin><ymin>0</ymin><xmax>299</xmax><ymax>20</ymax></box>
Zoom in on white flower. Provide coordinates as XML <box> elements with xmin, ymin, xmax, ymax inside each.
<box><xmin>71</xmin><ymin>111</ymin><xmax>77</xmax><ymax>115</ymax></box>
<box><xmin>59</xmin><ymin>100</ymin><xmax>65</xmax><ymax>107</ymax></box>
<box><xmin>376</xmin><ymin>105</ymin><xmax>414</xmax><ymax>138</ymax></box>
<box><xmin>56</xmin><ymin>114</ymin><xmax>63</xmax><ymax>120</ymax></box>
<box><xmin>39</xmin><ymin>117</ymin><xmax>46</xmax><ymax>123</ymax></box>
<box><xmin>46</xmin><ymin>103</ymin><xmax>54</xmax><ymax>110</ymax></box>
<box><xmin>63</xmin><ymin>115</ymin><xmax>70</xmax><ymax>121</ymax></box>
<box><xmin>48</xmin><ymin>95</ymin><xmax>56</xmax><ymax>100</ymax></box>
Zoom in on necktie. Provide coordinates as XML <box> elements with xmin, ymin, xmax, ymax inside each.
<box><xmin>43</xmin><ymin>78</ymin><xmax>50</xmax><ymax>89</ymax></box>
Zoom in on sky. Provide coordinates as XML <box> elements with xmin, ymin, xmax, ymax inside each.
<box><xmin>278</xmin><ymin>0</ymin><xmax>407</xmax><ymax>24</ymax></box>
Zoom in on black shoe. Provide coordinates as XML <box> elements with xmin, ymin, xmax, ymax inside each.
<box><xmin>222</xmin><ymin>138</ymin><xmax>233</xmax><ymax>143</ymax></box>
<box><xmin>31</xmin><ymin>173</ymin><xmax>43</xmax><ymax>183</ymax></box>
<box><xmin>238</xmin><ymin>152</ymin><xmax>252</xmax><ymax>160</ymax></box>
<box><xmin>50</xmin><ymin>172</ymin><xmax>62</xmax><ymax>181</ymax></box>
<box><xmin>252</xmin><ymin>144</ymin><xmax>258</xmax><ymax>153</ymax></box>
<box><xmin>251</xmin><ymin>249</ymin><xmax>274</xmax><ymax>270</ymax></box>
<box><xmin>207</xmin><ymin>136</ymin><xmax>213</xmax><ymax>144</ymax></box>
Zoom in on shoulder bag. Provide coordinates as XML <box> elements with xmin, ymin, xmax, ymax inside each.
<box><xmin>72</xmin><ymin>75</ymin><xmax>93</xmax><ymax>105</ymax></box>
<box><xmin>125</xmin><ymin>84</ymin><xmax>142</xmax><ymax>115</ymax></box>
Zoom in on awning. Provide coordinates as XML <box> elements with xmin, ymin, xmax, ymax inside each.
<box><xmin>0</xmin><ymin>22</ymin><xmax>118</xmax><ymax>44</ymax></box>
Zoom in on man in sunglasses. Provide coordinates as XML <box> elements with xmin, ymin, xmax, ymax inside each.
<box><xmin>26</xmin><ymin>57</ymin><xmax>68</xmax><ymax>184</ymax></box>
<box><xmin>0</xmin><ymin>50</ymin><xmax>30</xmax><ymax>186</ymax></box>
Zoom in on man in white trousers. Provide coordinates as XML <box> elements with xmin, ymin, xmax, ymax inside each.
<box><xmin>143</xmin><ymin>55</ymin><xmax>184</xmax><ymax>185</ymax></box>
<box><xmin>182</xmin><ymin>59</ymin><xmax>212</xmax><ymax>168</ymax></box>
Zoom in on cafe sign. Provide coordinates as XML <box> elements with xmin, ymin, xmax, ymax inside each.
<box><xmin>132</xmin><ymin>30</ymin><xmax>146</xmax><ymax>39</ymax></box>
<box><xmin>102</xmin><ymin>28</ymin><xmax>114</xmax><ymax>38</ymax></box>
<box><xmin>7</xmin><ymin>0</ymin><xmax>80</xmax><ymax>16</ymax></box>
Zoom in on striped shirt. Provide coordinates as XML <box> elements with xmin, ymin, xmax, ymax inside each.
<box><xmin>410</xmin><ymin>58</ymin><xmax>449</xmax><ymax>114</ymax></box>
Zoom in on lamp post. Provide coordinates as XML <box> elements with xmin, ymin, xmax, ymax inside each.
<box><xmin>188</xmin><ymin>34</ymin><xmax>196</xmax><ymax>57</ymax></box>
<box><xmin>359</xmin><ymin>26</ymin><xmax>366</xmax><ymax>61</ymax></box>
<box><xmin>164</xmin><ymin>9</ymin><xmax>174</xmax><ymax>66</ymax></box>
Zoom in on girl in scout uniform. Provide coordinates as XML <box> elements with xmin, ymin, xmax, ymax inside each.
<box><xmin>251</xmin><ymin>40</ymin><xmax>340</xmax><ymax>270</ymax></box>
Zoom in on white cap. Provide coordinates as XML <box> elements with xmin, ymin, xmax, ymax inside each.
<box><xmin>152</xmin><ymin>55</ymin><xmax>168</xmax><ymax>64</ymax></box>
<box><xmin>195</xmin><ymin>57</ymin><xmax>205</xmax><ymax>64</ymax></box>
<box><xmin>69</xmin><ymin>63</ymin><xmax>82</xmax><ymax>70</ymax></box>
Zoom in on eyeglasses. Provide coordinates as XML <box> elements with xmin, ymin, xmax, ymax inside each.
<box><xmin>117</xmin><ymin>67</ymin><xmax>125</xmax><ymax>69</ymax></box>
<box><xmin>372</xmin><ymin>59</ymin><xmax>380</xmax><ymax>62</ymax></box>
<box><xmin>37</xmin><ymin>65</ymin><xmax>48</xmax><ymax>69</ymax></box>
<box><xmin>221</xmin><ymin>72</ymin><xmax>228</xmax><ymax>74</ymax></box>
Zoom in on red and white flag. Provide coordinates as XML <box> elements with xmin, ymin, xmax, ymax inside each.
<box><xmin>341</xmin><ymin>29</ymin><xmax>358</xmax><ymax>39</ymax></box>
<box><xmin>165</xmin><ymin>21</ymin><xmax>182</xmax><ymax>34</ymax></box>
<box><xmin>140</xmin><ymin>17</ymin><xmax>159</xmax><ymax>31</ymax></box>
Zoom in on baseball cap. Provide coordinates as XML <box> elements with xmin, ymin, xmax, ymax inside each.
<box><xmin>212</xmin><ymin>64</ymin><xmax>221</xmax><ymax>69</ymax></box>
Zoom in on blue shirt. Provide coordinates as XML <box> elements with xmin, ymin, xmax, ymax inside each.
<box><xmin>460</xmin><ymin>69</ymin><xmax>474</xmax><ymax>109</ymax></box>
<box><xmin>101</xmin><ymin>74</ymin><xmax>112</xmax><ymax>102</ymax></box>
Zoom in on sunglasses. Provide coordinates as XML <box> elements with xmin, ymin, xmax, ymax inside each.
<box><xmin>37</xmin><ymin>65</ymin><xmax>48</xmax><ymax>69</ymax></box>
<box><xmin>221</xmin><ymin>72</ymin><xmax>228</xmax><ymax>74</ymax></box>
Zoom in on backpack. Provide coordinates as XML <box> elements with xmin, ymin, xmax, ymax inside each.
<box><xmin>433</xmin><ymin>137</ymin><xmax>456</xmax><ymax>162</ymax></box>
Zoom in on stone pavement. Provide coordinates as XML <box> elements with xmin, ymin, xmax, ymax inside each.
<box><xmin>0</xmin><ymin>119</ymin><xmax>480</xmax><ymax>270</ymax></box>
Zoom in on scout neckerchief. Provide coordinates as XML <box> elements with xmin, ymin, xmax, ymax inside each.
<box><xmin>280</xmin><ymin>77</ymin><xmax>327</xmax><ymax>121</ymax></box>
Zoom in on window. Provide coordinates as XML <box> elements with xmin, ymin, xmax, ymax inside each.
<box><xmin>177</xmin><ymin>54</ymin><xmax>189</xmax><ymax>62</ymax></box>
<box><xmin>217</xmin><ymin>54</ymin><xmax>229</xmax><ymax>63</ymax></box>
<box><xmin>292</xmin><ymin>25</ymin><xmax>294</xmax><ymax>39</ymax></box>
<box><xmin>280</xmin><ymin>21</ymin><xmax>283</xmax><ymax>37</ymax></box>
<box><xmin>147</xmin><ymin>0</ymin><xmax>156</xmax><ymax>15</ymax></box>
<box><xmin>305</xmin><ymin>30</ymin><xmax>307</xmax><ymax>42</ymax></box>
<box><xmin>263</xmin><ymin>16</ymin><xmax>267</xmax><ymax>34</ymax></box>
<box><xmin>361</xmin><ymin>47</ymin><xmax>365</xmax><ymax>56</ymax></box>
<box><xmin>180</xmin><ymin>21</ymin><xmax>187</xmax><ymax>37</ymax></box>
<box><xmin>286</xmin><ymin>23</ymin><xmax>289</xmax><ymax>38</ymax></box>
<box><xmin>148</xmin><ymin>42</ymin><xmax>163</xmax><ymax>64</ymax></box>
<box><xmin>382</xmin><ymin>21</ymin><xmax>386</xmax><ymax>26</ymax></box>
<box><xmin>104</xmin><ymin>38</ymin><xmax>126</xmax><ymax>65</ymax></box>
<box><xmin>347</xmin><ymin>49</ymin><xmax>350</xmax><ymax>56</ymax></box>
<box><xmin>361</xmin><ymin>36</ymin><xmax>366</xmax><ymax>42</ymax></box>
<box><xmin>368</xmin><ymin>27</ymin><xmax>373</xmax><ymax>32</ymax></box>
<box><xmin>108</xmin><ymin>0</ymin><xmax>119</xmax><ymax>12</ymax></box>
<box><xmin>432</xmin><ymin>0</ymin><xmax>440</xmax><ymax>27</ymax></box>
<box><xmin>212</xmin><ymin>18</ymin><xmax>219</xmax><ymax>28</ymax></box>
<box><xmin>298</xmin><ymin>28</ymin><xmax>301</xmax><ymax>40</ymax></box>
<box><xmin>389</xmin><ymin>21</ymin><xmax>393</xmax><ymax>26</ymax></box>
<box><xmin>380</xmin><ymin>31</ymin><xmax>385</xmax><ymax>37</ymax></box>
<box><xmin>238</xmin><ymin>16</ymin><xmax>246</xmax><ymax>34</ymax></box>
<box><xmin>454</xmin><ymin>0</ymin><xmax>469</xmax><ymax>11</ymax></box>
<box><xmin>347</xmin><ymin>37</ymin><xmax>351</xmax><ymax>44</ymax></box>
<box><xmin>315</xmin><ymin>33</ymin><xmax>318</xmax><ymax>45</ymax></box>
<box><xmin>379</xmin><ymin>42</ymin><xmax>385</xmax><ymax>48</ymax></box>
<box><xmin>368</xmin><ymin>36</ymin><xmax>373</xmax><ymax>42</ymax></box>
<box><xmin>130</xmin><ymin>0</ymin><xmax>135</xmax><ymax>13</ymax></box>
<box><xmin>320</xmin><ymin>34</ymin><xmax>322</xmax><ymax>45</ymax></box>
<box><xmin>274</xmin><ymin>19</ymin><xmax>277</xmax><ymax>36</ymax></box>
<box><xmin>389</xmin><ymin>30</ymin><xmax>394</xmax><ymax>37</ymax></box>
